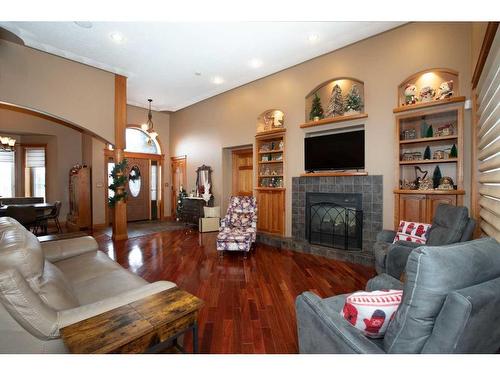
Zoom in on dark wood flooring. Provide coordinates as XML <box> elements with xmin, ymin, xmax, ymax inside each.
<box><xmin>93</xmin><ymin>228</ymin><xmax>376</xmax><ymax>353</ymax></box>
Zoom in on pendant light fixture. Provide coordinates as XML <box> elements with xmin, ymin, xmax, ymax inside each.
<box><xmin>0</xmin><ymin>136</ymin><xmax>16</xmax><ymax>152</ymax></box>
<box><xmin>141</xmin><ymin>99</ymin><xmax>158</xmax><ymax>143</ymax></box>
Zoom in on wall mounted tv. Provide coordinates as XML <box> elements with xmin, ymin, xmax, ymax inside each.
<box><xmin>304</xmin><ymin>130</ymin><xmax>365</xmax><ymax>172</ymax></box>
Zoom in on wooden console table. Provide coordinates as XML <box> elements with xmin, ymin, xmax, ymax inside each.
<box><xmin>60</xmin><ymin>287</ymin><xmax>204</xmax><ymax>354</ymax></box>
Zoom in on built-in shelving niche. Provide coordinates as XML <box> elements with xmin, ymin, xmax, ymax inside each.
<box><xmin>302</xmin><ymin>77</ymin><xmax>366</xmax><ymax>129</ymax></box>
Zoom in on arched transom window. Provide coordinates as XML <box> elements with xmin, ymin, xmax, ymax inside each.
<box><xmin>124</xmin><ymin>127</ymin><xmax>161</xmax><ymax>154</ymax></box>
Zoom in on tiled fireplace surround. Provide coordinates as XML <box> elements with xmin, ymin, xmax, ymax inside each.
<box><xmin>256</xmin><ymin>175</ymin><xmax>383</xmax><ymax>266</ymax></box>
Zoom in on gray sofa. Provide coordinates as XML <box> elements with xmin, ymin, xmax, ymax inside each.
<box><xmin>0</xmin><ymin>217</ymin><xmax>176</xmax><ymax>353</ymax></box>
<box><xmin>374</xmin><ymin>204</ymin><xmax>475</xmax><ymax>278</ymax></box>
<box><xmin>296</xmin><ymin>237</ymin><xmax>500</xmax><ymax>353</ymax></box>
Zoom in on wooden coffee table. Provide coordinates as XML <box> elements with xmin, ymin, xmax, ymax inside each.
<box><xmin>60</xmin><ymin>287</ymin><xmax>204</xmax><ymax>354</ymax></box>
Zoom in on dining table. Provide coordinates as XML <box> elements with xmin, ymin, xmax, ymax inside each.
<box><xmin>0</xmin><ymin>203</ymin><xmax>56</xmax><ymax>235</ymax></box>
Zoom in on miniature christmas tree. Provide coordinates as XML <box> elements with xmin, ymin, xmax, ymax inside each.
<box><xmin>175</xmin><ymin>186</ymin><xmax>188</xmax><ymax>220</ymax></box>
<box><xmin>309</xmin><ymin>93</ymin><xmax>324</xmax><ymax>120</ymax></box>
<box><xmin>424</xmin><ymin>146</ymin><xmax>431</xmax><ymax>160</ymax></box>
<box><xmin>426</xmin><ymin>125</ymin><xmax>434</xmax><ymax>138</ymax></box>
<box><xmin>325</xmin><ymin>84</ymin><xmax>344</xmax><ymax>117</ymax></box>
<box><xmin>344</xmin><ymin>84</ymin><xmax>363</xmax><ymax>113</ymax></box>
<box><xmin>450</xmin><ymin>144</ymin><xmax>458</xmax><ymax>158</ymax></box>
<box><xmin>432</xmin><ymin>166</ymin><xmax>442</xmax><ymax>189</ymax></box>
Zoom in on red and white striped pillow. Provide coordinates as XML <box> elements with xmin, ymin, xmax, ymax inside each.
<box><xmin>342</xmin><ymin>290</ymin><xmax>403</xmax><ymax>338</ymax></box>
<box><xmin>393</xmin><ymin>220</ymin><xmax>431</xmax><ymax>244</ymax></box>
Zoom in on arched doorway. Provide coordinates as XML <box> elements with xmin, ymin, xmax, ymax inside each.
<box><xmin>105</xmin><ymin>127</ymin><xmax>164</xmax><ymax>222</ymax></box>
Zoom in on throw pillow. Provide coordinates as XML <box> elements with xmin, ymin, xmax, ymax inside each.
<box><xmin>393</xmin><ymin>220</ymin><xmax>431</xmax><ymax>244</ymax></box>
<box><xmin>229</xmin><ymin>213</ymin><xmax>253</xmax><ymax>227</ymax></box>
<box><xmin>342</xmin><ymin>290</ymin><xmax>403</xmax><ymax>338</ymax></box>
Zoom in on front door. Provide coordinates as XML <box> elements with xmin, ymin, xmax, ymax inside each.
<box><xmin>171</xmin><ymin>156</ymin><xmax>187</xmax><ymax>218</ymax></box>
<box><xmin>232</xmin><ymin>148</ymin><xmax>253</xmax><ymax>196</ymax></box>
<box><xmin>126</xmin><ymin>157</ymin><xmax>150</xmax><ymax>221</ymax></box>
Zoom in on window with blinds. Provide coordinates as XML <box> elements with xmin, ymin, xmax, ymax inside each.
<box><xmin>24</xmin><ymin>147</ymin><xmax>46</xmax><ymax>199</ymax></box>
<box><xmin>475</xmin><ymin>29</ymin><xmax>500</xmax><ymax>241</ymax></box>
<box><xmin>0</xmin><ymin>151</ymin><xmax>15</xmax><ymax>198</ymax></box>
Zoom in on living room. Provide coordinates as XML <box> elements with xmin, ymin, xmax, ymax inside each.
<box><xmin>1</xmin><ymin>0</ymin><xmax>499</xmax><ymax>373</ymax></box>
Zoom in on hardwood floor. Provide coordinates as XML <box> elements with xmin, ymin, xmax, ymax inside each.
<box><xmin>93</xmin><ymin>228</ymin><xmax>376</xmax><ymax>354</ymax></box>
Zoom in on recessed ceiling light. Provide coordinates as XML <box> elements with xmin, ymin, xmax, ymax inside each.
<box><xmin>308</xmin><ymin>33</ymin><xmax>320</xmax><ymax>43</ymax></box>
<box><xmin>74</xmin><ymin>21</ymin><xmax>93</xmax><ymax>29</ymax></box>
<box><xmin>212</xmin><ymin>76</ymin><xmax>224</xmax><ymax>85</ymax></box>
<box><xmin>109</xmin><ymin>32</ymin><xmax>125</xmax><ymax>44</ymax></box>
<box><xmin>249</xmin><ymin>58</ymin><xmax>263</xmax><ymax>68</ymax></box>
<box><xmin>194</xmin><ymin>71</ymin><xmax>202</xmax><ymax>76</ymax></box>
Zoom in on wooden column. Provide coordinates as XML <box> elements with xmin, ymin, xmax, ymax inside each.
<box><xmin>112</xmin><ymin>75</ymin><xmax>128</xmax><ymax>241</ymax></box>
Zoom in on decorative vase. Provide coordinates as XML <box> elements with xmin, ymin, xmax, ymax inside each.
<box><xmin>313</xmin><ymin>116</ymin><xmax>320</xmax><ymax>121</ymax></box>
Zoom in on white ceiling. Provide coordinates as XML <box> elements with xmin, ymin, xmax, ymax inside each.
<box><xmin>0</xmin><ymin>22</ymin><xmax>403</xmax><ymax>111</ymax></box>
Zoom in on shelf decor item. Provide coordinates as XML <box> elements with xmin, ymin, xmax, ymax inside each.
<box><xmin>438</xmin><ymin>177</ymin><xmax>455</xmax><ymax>190</ymax></box>
<box><xmin>256</xmin><ymin>109</ymin><xmax>285</xmax><ymax>133</ymax></box>
<box><xmin>450</xmin><ymin>144</ymin><xmax>458</xmax><ymax>158</ymax></box>
<box><xmin>432</xmin><ymin>165</ymin><xmax>443</xmax><ymax>189</ymax></box>
<box><xmin>344</xmin><ymin>84</ymin><xmax>364</xmax><ymax>114</ymax></box>
<box><xmin>436</xmin><ymin>80</ymin><xmax>454</xmax><ymax>100</ymax></box>
<box><xmin>424</xmin><ymin>146</ymin><xmax>431</xmax><ymax>160</ymax></box>
<box><xmin>426</xmin><ymin>125</ymin><xmax>434</xmax><ymax>138</ymax></box>
<box><xmin>309</xmin><ymin>93</ymin><xmax>324</xmax><ymax>121</ymax></box>
<box><xmin>419</xmin><ymin>86</ymin><xmax>436</xmax><ymax>102</ymax></box>
<box><xmin>420</xmin><ymin>121</ymin><xmax>429</xmax><ymax>138</ymax></box>
<box><xmin>326</xmin><ymin>84</ymin><xmax>344</xmax><ymax>117</ymax></box>
<box><xmin>404</xmin><ymin>84</ymin><xmax>418</xmax><ymax>105</ymax></box>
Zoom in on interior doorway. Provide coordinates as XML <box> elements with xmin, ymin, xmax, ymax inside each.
<box><xmin>105</xmin><ymin>127</ymin><xmax>163</xmax><ymax>224</ymax></box>
<box><xmin>232</xmin><ymin>148</ymin><xmax>253</xmax><ymax>196</ymax></box>
<box><xmin>171</xmin><ymin>155</ymin><xmax>187</xmax><ymax>218</ymax></box>
<box><xmin>125</xmin><ymin>157</ymin><xmax>150</xmax><ymax>221</ymax></box>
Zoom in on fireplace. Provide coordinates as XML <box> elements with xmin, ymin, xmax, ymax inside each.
<box><xmin>306</xmin><ymin>193</ymin><xmax>363</xmax><ymax>251</ymax></box>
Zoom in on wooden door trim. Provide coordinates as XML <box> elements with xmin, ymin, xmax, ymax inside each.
<box><xmin>232</xmin><ymin>147</ymin><xmax>253</xmax><ymax>197</ymax></box>
<box><xmin>170</xmin><ymin>155</ymin><xmax>187</xmax><ymax>218</ymax></box>
<box><xmin>472</xmin><ymin>22</ymin><xmax>499</xmax><ymax>89</ymax></box>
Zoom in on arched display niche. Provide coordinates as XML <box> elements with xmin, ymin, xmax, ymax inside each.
<box><xmin>305</xmin><ymin>77</ymin><xmax>365</xmax><ymax>120</ymax></box>
<box><xmin>395</xmin><ymin>68</ymin><xmax>463</xmax><ymax>112</ymax></box>
<box><xmin>256</xmin><ymin>109</ymin><xmax>285</xmax><ymax>134</ymax></box>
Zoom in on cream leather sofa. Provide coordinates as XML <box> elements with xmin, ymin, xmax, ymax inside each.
<box><xmin>0</xmin><ymin>217</ymin><xmax>176</xmax><ymax>353</ymax></box>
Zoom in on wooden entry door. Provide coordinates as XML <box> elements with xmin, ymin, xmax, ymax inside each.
<box><xmin>126</xmin><ymin>158</ymin><xmax>150</xmax><ymax>221</ymax></box>
<box><xmin>171</xmin><ymin>156</ymin><xmax>187</xmax><ymax>218</ymax></box>
<box><xmin>232</xmin><ymin>148</ymin><xmax>253</xmax><ymax>196</ymax></box>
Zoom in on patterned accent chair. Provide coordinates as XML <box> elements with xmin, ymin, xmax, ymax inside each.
<box><xmin>216</xmin><ymin>196</ymin><xmax>258</xmax><ymax>258</ymax></box>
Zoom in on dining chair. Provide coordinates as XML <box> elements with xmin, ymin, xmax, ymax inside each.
<box><xmin>40</xmin><ymin>201</ymin><xmax>62</xmax><ymax>233</ymax></box>
<box><xmin>5</xmin><ymin>206</ymin><xmax>40</xmax><ymax>234</ymax></box>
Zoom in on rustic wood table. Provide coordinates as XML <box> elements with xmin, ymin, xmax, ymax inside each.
<box><xmin>60</xmin><ymin>287</ymin><xmax>204</xmax><ymax>354</ymax></box>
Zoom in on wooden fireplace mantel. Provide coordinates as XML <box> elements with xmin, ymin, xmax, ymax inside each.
<box><xmin>300</xmin><ymin>171</ymin><xmax>368</xmax><ymax>177</ymax></box>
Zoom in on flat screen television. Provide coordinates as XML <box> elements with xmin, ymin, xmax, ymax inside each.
<box><xmin>304</xmin><ymin>130</ymin><xmax>365</xmax><ymax>171</ymax></box>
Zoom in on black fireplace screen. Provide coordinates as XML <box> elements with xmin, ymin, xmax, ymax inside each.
<box><xmin>308</xmin><ymin>202</ymin><xmax>363</xmax><ymax>251</ymax></box>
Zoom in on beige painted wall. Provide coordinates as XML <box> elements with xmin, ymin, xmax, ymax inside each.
<box><xmin>0</xmin><ymin>108</ymin><xmax>83</xmax><ymax>221</ymax></box>
<box><xmin>0</xmin><ymin>39</ymin><xmax>115</xmax><ymax>143</ymax></box>
<box><xmin>170</xmin><ymin>22</ymin><xmax>474</xmax><ymax>236</ymax></box>
<box><xmin>127</xmin><ymin>105</ymin><xmax>172</xmax><ymax>217</ymax></box>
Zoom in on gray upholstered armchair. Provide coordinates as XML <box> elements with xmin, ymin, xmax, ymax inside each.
<box><xmin>374</xmin><ymin>204</ymin><xmax>475</xmax><ymax>278</ymax></box>
<box><xmin>296</xmin><ymin>237</ymin><xmax>500</xmax><ymax>353</ymax></box>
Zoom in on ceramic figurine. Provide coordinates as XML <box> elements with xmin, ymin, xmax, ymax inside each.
<box><xmin>438</xmin><ymin>176</ymin><xmax>454</xmax><ymax>190</ymax></box>
<box><xmin>404</xmin><ymin>84</ymin><xmax>418</xmax><ymax>105</ymax></box>
<box><xmin>419</xmin><ymin>86</ymin><xmax>436</xmax><ymax>102</ymax></box>
<box><xmin>436</xmin><ymin>80</ymin><xmax>454</xmax><ymax>100</ymax></box>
